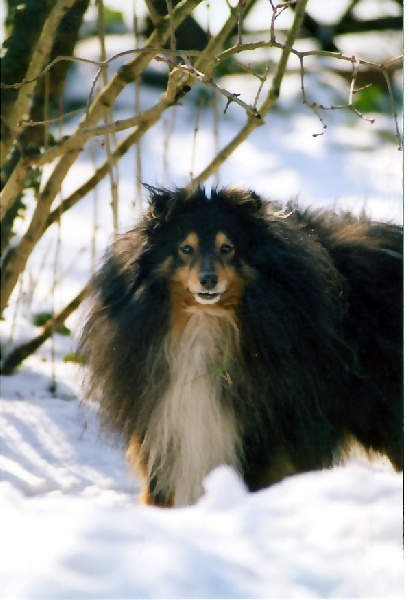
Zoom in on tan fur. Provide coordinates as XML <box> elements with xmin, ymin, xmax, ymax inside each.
<box><xmin>126</xmin><ymin>437</ymin><xmax>175</xmax><ymax>506</ymax></box>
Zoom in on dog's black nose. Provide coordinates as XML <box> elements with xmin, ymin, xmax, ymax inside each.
<box><xmin>200</xmin><ymin>272</ymin><xmax>218</xmax><ymax>290</ymax></box>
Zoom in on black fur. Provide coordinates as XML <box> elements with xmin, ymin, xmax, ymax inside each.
<box><xmin>80</xmin><ymin>187</ymin><xmax>403</xmax><ymax>505</ymax></box>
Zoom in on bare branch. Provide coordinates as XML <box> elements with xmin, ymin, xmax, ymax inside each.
<box><xmin>379</xmin><ymin>64</ymin><xmax>403</xmax><ymax>151</ymax></box>
<box><xmin>348</xmin><ymin>56</ymin><xmax>359</xmax><ymax>106</ymax></box>
<box><xmin>0</xmin><ymin>48</ymin><xmax>204</xmax><ymax>93</ymax></box>
<box><xmin>252</xmin><ymin>66</ymin><xmax>270</xmax><ymax>111</ymax></box>
<box><xmin>269</xmin><ymin>0</ymin><xmax>303</xmax><ymax>41</ymax></box>
<box><xmin>215</xmin><ymin>41</ymin><xmax>403</xmax><ymax>146</ymax></box>
<box><xmin>96</xmin><ymin>0</ymin><xmax>119</xmax><ymax>232</ymax></box>
<box><xmin>155</xmin><ymin>55</ymin><xmax>262</xmax><ymax>119</ymax></box>
<box><xmin>298</xmin><ymin>53</ymin><xmax>403</xmax><ymax>139</ymax></box>
<box><xmin>0</xmin><ymin>0</ymin><xmax>78</xmax><ymax>168</ymax></box>
<box><xmin>145</xmin><ymin>0</ymin><xmax>162</xmax><ymax>26</ymax></box>
<box><xmin>166</xmin><ymin>0</ymin><xmax>177</xmax><ymax>52</ymax></box>
<box><xmin>0</xmin><ymin>159</ymin><xmax>29</xmax><ymax>220</ymax></box>
<box><xmin>237</xmin><ymin>0</ymin><xmax>247</xmax><ymax>45</ymax></box>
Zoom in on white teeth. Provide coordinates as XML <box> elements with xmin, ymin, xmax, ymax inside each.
<box><xmin>194</xmin><ymin>293</ymin><xmax>221</xmax><ymax>305</ymax></box>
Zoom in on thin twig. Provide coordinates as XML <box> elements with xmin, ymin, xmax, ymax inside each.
<box><xmin>190</xmin><ymin>94</ymin><xmax>205</xmax><ymax>181</ymax></box>
<box><xmin>379</xmin><ymin>64</ymin><xmax>403</xmax><ymax>150</ymax></box>
<box><xmin>252</xmin><ymin>66</ymin><xmax>270</xmax><ymax>110</ymax></box>
<box><xmin>96</xmin><ymin>0</ymin><xmax>119</xmax><ymax>233</ymax></box>
<box><xmin>155</xmin><ymin>55</ymin><xmax>262</xmax><ymax>119</ymax></box>
<box><xmin>145</xmin><ymin>0</ymin><xmax>162</xmax><ymax>26</ymax></box>
<box><xmin>348</xmin><ymin>56</ymin><xmax>359</xmax><ymax>106</ymax></box>
<box><xmin>0</xmin><ymin>48</ymin><xmax>202</xmax><ymax>91</ymax></box>
<box><xmin>166</xmin><ymin>0</ymin><xmax>177</xmax><ymax>52</ymax></box>
<box><xmin>269</xmin><ymin>0</ymin><xmax>302</xmax><ymax>41</ymax></box>
<box><xmin>237</xmin><ymin>0</ymin><xmax>247</xmax><ymax>45</ymax></box>
<box><xmin>18</xmin><ymin>107</ymin><xmax>87</xmax><ymax>127</ymax></box>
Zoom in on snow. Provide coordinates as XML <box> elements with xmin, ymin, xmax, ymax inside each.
<box><xmin>1</xmin><ymin>12</ymin><xmax>405</xmax><ymax>599</ymax></box>
<box><xmin>0</xmin><ymin>377</ymin><xmax>404</xmax><ymax>598</ymax></box>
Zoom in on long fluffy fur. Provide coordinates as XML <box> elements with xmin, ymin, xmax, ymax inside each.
<box><xmin>80</xmin><ymin>186</ymin><xmax>403</xmax><ymax>507</ymax></box>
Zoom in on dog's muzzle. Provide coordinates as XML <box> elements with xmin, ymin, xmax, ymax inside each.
<box><xmin>192</xmin><ymin>271</ymin><xmax>226</xmax><ymax>304</ymax></box>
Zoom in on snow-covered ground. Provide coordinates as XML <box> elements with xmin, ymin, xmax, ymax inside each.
<box><xmin>1</xmin><ymin>8</ymin><xmax>405</xmax><ymax>598</ymax></box>
<box><xmin>0</xmin><ymin>390</ymin><xmax>405</xmax><ymax>599</ymax></box>
<box><xmin>0</xmin><ymin>361</ymin><xmax>405</xmax><ymax>598</ymax></box>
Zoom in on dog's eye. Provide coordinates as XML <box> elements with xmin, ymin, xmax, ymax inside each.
<box><xmin>180</xmin><ymin>244</ymin><xmax>194</xmax><ymax>255</ymax></box>
<box><xmin>220</xmin><ymin>243</ymin><xmax>234</xmax><ymax>255</ymax></box>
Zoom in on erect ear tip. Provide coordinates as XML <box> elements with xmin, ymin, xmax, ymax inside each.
<box><xmin>144</xmin><ymin>185</ymin><xmax>201</xmax><ymax>223</ymax></box>
<box><xmin>143</xmin><ymin>185</ymin><xmax>173</xmax><ymax>219</ymax></box>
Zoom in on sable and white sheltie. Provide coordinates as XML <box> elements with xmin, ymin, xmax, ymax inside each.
<box><xmin>80</xmin><ymin>186</ymin><xmax>403</xmax><ymax>507</ymax></box>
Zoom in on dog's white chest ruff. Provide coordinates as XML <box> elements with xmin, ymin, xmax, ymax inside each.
<box><xmin>143</xmin><ymin>309</ymin><xmax>241</xmax><ymax>506</ymax></box>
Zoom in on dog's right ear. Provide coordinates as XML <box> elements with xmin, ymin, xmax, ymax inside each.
<box><xmin>144</xmin><ymin>185</ymin><xmax>190</xmax><ymax>224</ymax></box>
<box><xmin>145</xmin><ymin>185</ymin><xmax>197</xmax><ymax>220</ymax></box>
<box><xmin>144</xmin><ymin>185</ymin><xmax>172</xmax><ymax>218</ymax></box>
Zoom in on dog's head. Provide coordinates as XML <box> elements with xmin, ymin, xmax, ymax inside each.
<box><xmin>143</xmin><ymin>187</ymin><xmax>266</xmax><ymax>309</ymax></box>
<box><xmin>171</xmin><ymin>229</ymin><xmax>239</xmax><ymax>306</ymax></box>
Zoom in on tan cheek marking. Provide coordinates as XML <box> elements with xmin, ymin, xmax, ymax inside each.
<box><xmin>170</xmin><ymin>265</ymin><xmax>190</xmax><ymax>290</ymax></box>
<box><xmin>187</xmin><ymin>262</ymin><xmax>202</xmax><ymax>289</ymax></box>
<box><xmin>218</xmin><ymin>262</ymin><xmax>257</xmax><ymax>308</ymax></box>
<box><xmin>224</xmin><ymin>264</ymin><xmax>241</xmax><ymax>283</ymax></box>
<box><xmin>214</xmin><ymin>262</ymin><xmax>228</xmax><ymax>284</ymax></box>
<box><xmin>219</xmin><ymin>266</ymin><xmax>246</xmax><ymax>308</ymax></box>
<box><xmin>169</xmin><ymin>265</ymin><xmax>199</xmax><ymax>314</ymax></box>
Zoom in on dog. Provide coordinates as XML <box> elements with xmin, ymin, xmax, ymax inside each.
<box><xmin>80</xmin><ymin>186</ymin><xmax>403</xmax><ymax>507</ymax></box>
